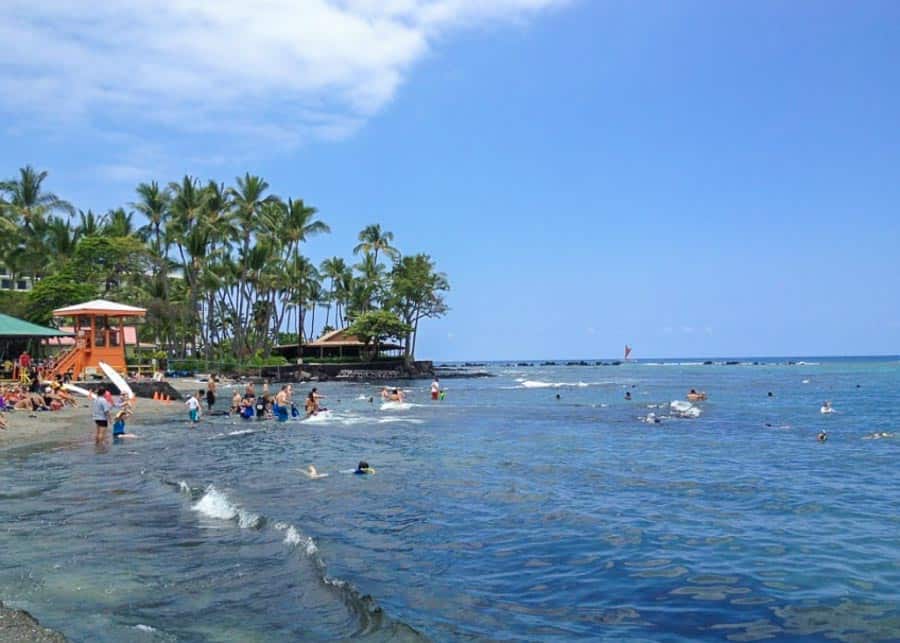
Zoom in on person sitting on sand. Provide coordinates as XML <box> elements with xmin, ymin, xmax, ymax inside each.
<box><xmin>354</xmin><ymin>461</ymin><xmax>375</xmax><ymax>475</ymax></box>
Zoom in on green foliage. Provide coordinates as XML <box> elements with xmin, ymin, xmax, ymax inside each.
<box><xmin>0</xmin><ymin>290</ymin><xmax>30</xmax><ymax>318</ymax></box>
<box><xmin>348</xmin><ymin>310</ymin><xmax>412</xmax><ymax>360</ymax></box>
<box><xmin>26</xmin><ymin>271</ymin><xmax>96</xmax><ymax>325</ymax></box>
<box><xmin>71</xmin><ymin>235</ymin><xmax>151</xmax><ymax>294</ymax></box>
<box><xmin>1</xmin><ymin>165</ymin><xmax>449</xmax><ymax>365</ymax></box>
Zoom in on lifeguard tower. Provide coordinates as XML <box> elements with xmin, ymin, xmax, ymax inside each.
<box><xmin>50</xmin><ymin>299</ymin><xmax>146</xmax><ymax>379</ymax></box>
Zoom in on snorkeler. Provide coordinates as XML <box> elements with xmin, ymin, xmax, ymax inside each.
<box><xmin>354</xmin><ymin>461</ymin><xmax>375</xmax><ymax>475</ymax></box>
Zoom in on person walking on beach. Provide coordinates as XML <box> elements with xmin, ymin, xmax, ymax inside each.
<box><xmin>92</xmin><ymin>387</ymin><xmax>113</xmax><ymax>444</ymax></box>
<box><xmin>206</xmin><ymin>376</ymin><xmax>217</xmax><ymax>411</ymax></box>
<box><xmin>186</xmin><ymin>390</ymin><xmax>202</xmax><ymax>424</ymax></box>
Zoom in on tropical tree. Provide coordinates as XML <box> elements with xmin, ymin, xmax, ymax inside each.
<box><xmin>353</xmin><ymin>223</ymin><xmax>399</xmax><ymax>266</ymax></box>
<box><xmin>133</xmin><ymin>181</ymin><xmax>170</xmax><ymax>257</ymax></box>
<box><xmin>389</xmin><ymin>253</ymin><xmax>450</xmax><ymax>363</ymax></box>
<box><xmin>0</xmin><ymin>165</ymin><xmax>73</xmax><ymax>233</ymax></box>
<box><xmin>347</xmin><ymin>310</ymin><xmax>411</xmax><ymax>361</ymax></box>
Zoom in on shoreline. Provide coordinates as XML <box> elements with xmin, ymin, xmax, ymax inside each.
<box><xmin>0</xmin><ymin>396</ymin><xmax>184</xmax><ymax>452</ymax></box>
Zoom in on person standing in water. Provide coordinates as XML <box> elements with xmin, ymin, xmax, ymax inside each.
<box><xmin>305</xmin><ymin>390</ymin><xmax>319</xmax><ymax>417</ymax></box>
<box><xmin>186</xmin><ymin>391</ymin><xmax>202</xmax><ymax>424</ymax></box>
<box><xmin>274</xmin><ymin>385</ymin><xmax>290</xmax><ymax>421</ymax></box>
<box><xmin>431</xmin><ymin>377</ymin><xmax>441</xmax><ymax>401</ymax></box>
<box><xmin>206</xmin><ymin>376</ymin><xmax>217</xmax><ymax>411</ymax></box>
<box><xmin>92</xmin><ymin>388</ymin><xmax>113</xmax><ymax>444</ymax></box>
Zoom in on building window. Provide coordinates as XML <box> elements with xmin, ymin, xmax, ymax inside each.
<box><xmin>16</xmin><ymin>281</ymin><xmax>27</xmax><ymax>290</ymax></box>
<box><xmin>1</xmin><ymin>279</ymin><xmax>10</xmax><ymax>289</ymax></box>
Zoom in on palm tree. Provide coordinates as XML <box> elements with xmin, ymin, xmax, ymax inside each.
<box><xmin>0</xmin><ymin>165</ymin><xmax>73</xmax><ymax>233</ymax></box>
<box><xmin>353</xmin><ymin>223</ymin><xmax>399</xmax><ymax>266</ymax></box>
<box><xmin>76</xmin><ymin>209</ymin><xmax>103</xmax><ymax>238</ymax></box>
<box><xmin>44</xmin><ymin>216</ymin><xmax>79</xmax><ymax>260</ymax></box>
<box><xmin>103</xmin><ymin>208</ymin><xmax>136</xmax><ymax>236</ymax></box>
<box><xmin>133</xmin><ymin>181</ymin><xmax>170</xmax><ymax>256</ymax></box>
<box><xmin>319</xmin><ymin>256</ymin><xmax>347</xmax><ymax>328</ymax></box>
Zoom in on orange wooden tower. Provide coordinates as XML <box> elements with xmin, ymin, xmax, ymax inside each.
<box><xmin>50</xmin><ymin>299</ymin><xmax>146</xmax><ymax>379</ymax></box>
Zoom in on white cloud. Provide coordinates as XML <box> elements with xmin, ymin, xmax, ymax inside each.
<box><xmin>0</xmin><ymin>0</ymin><xmax>566</xmax><ymax>158</ymax></box>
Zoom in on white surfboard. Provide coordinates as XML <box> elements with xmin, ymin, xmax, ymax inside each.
<box><xmin>99</xmin><ymin>361</ymin><xmax>134</xmax><ymax>399</ymax></box>
<box><xmin>63</xmin><ymin>383</ymin><xmax>96</xmax><ymax>399</ymax></box>
<box><xmin>380</xmin><ymin>401</ymin><xmax>412</xmax><ymax>411</ymax></box>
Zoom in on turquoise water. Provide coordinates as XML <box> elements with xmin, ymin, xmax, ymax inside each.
<box><xmin>1</xmin><ymin>357</ymin><xmax>899</xmax><ymax>641</ymax></box>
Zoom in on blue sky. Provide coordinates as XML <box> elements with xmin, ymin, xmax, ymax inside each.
<box><xmin>2</xmin><ymin>1</ymin><xmax>899</xmax><ymax>360</ymax></box>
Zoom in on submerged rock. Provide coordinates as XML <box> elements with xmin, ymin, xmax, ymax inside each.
<box><xmin>0</xmin><ymin>602</ymin><xmax>67</xmax><ymax>642</ymax></box>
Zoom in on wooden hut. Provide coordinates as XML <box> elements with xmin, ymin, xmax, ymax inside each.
<box><xmin>50</xmin><ymin>299</ymin><xmax>146</xmax><ymax>378</ymax></box>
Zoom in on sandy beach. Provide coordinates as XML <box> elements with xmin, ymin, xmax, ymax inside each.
<box><xmin>0</xmin><ymin>395</ymin><xmax>185</xmax><ymax>451</ymax></box>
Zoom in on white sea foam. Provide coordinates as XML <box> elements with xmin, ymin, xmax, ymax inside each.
<box><xmin>192</xmin><ymin>486</ymin><xmax>237</xmax><ymax>521</ymax></box>
<box><xmin>377</xmin><ymin>417</ymin><xmax>424</xmax><ymax>424</ymax></box>
<box><xmin>303</xmin><ymin>410</ymin><xmax>334</xmax><ymax>423</ymax></box>
<box><xmin>192</xmin><ymin>485</ymin><xmax>261</xmax><ymax>528</ymax></box>
<box><xmin>227</xmin><ymin>429</ymin><xmax>256</xmax><ymax>436</ymax></box>
<box><xmin>284</xmin><ymin>525</ymin><xmax>302</xmax><ymax>545</ymax></box>
<box><xmin>305</xmin><ymin>537</ymin><xmax>318</xmax><ymax>556</ymax></box>
<box><xmin>380</xmin><ymin>401</ymin><xmax>412</xmax><ymax>411</ymax></box>
<box><xmin>521</xmin><ymin>380</ymin><xmax>594</xmax><ymax>389</ymax></box>
<box><xmin>178</xmin><ymin>480</ymin><xmax>191</xmax><ymax>495</ymax></box>
<box><xmin>134</xmin><ymin>624</ymin><xmax>157</xmax><ymax>632</ymax></box>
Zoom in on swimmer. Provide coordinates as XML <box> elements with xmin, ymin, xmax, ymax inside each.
<box><xmin>767</xmin><ymin>392</ymin><xmax>774</xmax><ymax>397</ymax></box>
<box><xmin>303</xmin><ymin>465</ymin><xmax>329</xmax><ymax>479</ymax></box>
<box><xmin>389</xmin><ymin>388</ymin><xmax>404</xmax><ymax>402</ymax></box>
<box><xmin>820</xmin><ymin>401</ymin><xmax>834</xmax><ymax>414</ymax></box>
<box><xmin>555</xmin><ymin>393</ymin><xmax>561</xmax><ymax>400</ymax></box>
<box><xmin>817</xmin><ymin>431</ymin><xmax>828</xmax><ymax>442</ymax></box>
<box><xmin>624</xmin><ymin>391</ymin><xmax>632</xmax><ymax>401</ymax></box>
<box><xmin>687</xmin><ymin>389</ymin><xmax>707</xmax><ymax>402</ymax></box>
<box><xmin>305</xmin><ymin>391</ymin><xmax>318</xmax><ymax>417</ymax></box>
<box><xmin>354</xmin><ymin>460</ymin><xmax>375</xmax><ymax>475</ymax></box>
<box><xmin>380</xmin><ymin>387</ymin><xmax>391</xmax><ymax>401</ymax></box>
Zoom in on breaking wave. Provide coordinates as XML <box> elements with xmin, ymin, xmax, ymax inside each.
<box><xmin>173</xmin><ymin>480</ymin><xmax>425</xmax><ymax>640</ymax></box>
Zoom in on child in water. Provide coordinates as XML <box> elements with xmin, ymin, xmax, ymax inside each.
<box><xmin>186</xmin><ymin>391</ymin><xmax>202</xmax><ymax>424</ymax></box>
<box><xmin>112</xmin><ymin>398</ymin><xmax>137</xmax><ymax>440</ymax></box>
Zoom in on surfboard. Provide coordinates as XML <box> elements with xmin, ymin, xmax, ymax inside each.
<box><xmin>380</xmin><ymin>401</ymin><xmax>412</xmax><ymax>411</ymax></box>
<box><xmin>99</xmin><ymin>361</ymin><xmax>134</xmax><ymax>399</ymax></box>
<box><xmin>63</xmin><ymin>383</ymin><xmax>96</xmax><ymax>399</ymax></box>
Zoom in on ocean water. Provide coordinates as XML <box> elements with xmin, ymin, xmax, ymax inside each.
<box><xmin>1</xmin><ymin>357</ymin><xmax>900</xmax><ymax>642</ymax></box>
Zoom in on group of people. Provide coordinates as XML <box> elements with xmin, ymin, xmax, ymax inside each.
<box><xmin>91</xmin><ymin>387</ymin><xmax>135</xmax><ymax>444</ymax></box>
<box><xmin>0</xmin><ymin>374</ymin><xmax>82</xmax><ymax>430</ymax></box>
